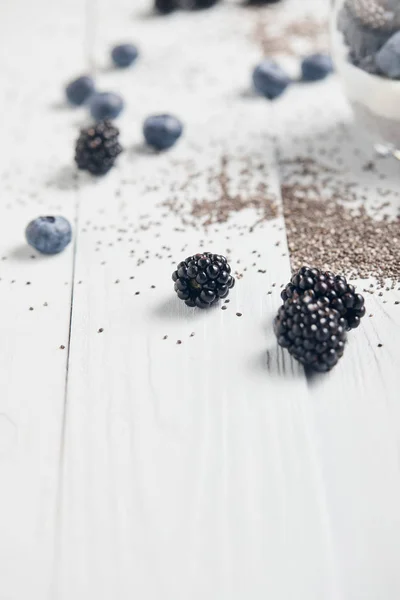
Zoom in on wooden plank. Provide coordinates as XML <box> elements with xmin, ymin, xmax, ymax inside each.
<box><xmin>275</xmin><ymin>74</ymin><xmax>400</xmax><ymax>598</ymax></box>
<box><xmin>0</xmin><ymin>1</ymin><xmax>86</xmax><ymax>597</ymax></box>
<box><xmin>55</xmin><ymin>2</ymin><xmax>350</xmax><ymax>598</ymax></box>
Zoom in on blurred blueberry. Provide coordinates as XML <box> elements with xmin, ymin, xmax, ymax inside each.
<box><xmin>26</xmin><ymin>216</ymin><xmax>72</xmax><ymax>255</ymax></box>
<box><xmin>193</xmin><ymin>0</ymin><xmax>219</xmax><ymax>8</ymax></box>
<box><xmin>65</xmin><ymin>75</ymin><xmax>95</xmax><ymax>106</ymax></box>
<box><xmin>154</xmin><ymin>0</ymin><xmax>178</xmax><ymax>13</ymax></box>
<box><xmin>376</xmin><ymin>32</ymin><xmax>400</xmax><ymax>79</ymax></box>
<box><xmin>301</xmin><ymin>54</ymin><xmax>333</xmax><ymax>82</ymax></box>
<box><xmin>89</xmin><ymin>92</ymin><xmax>124</xmax><ymax>120</ymax></box>
<box><xmin>111</xmin><ymin>43</ymin><xmax>139</xmax><ymax>68</ymax></box>
<box><xmin>143</xmin><ymin>114</ymin><xmax>183</xmax><ymax>150</ymax></box>
<box><xmin>252</xmin><ymin>60</ymin><xmax>291</xmax><ymax>99</ymax></box>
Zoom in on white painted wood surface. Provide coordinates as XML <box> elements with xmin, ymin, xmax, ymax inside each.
<box><xmin>0</xmin><ymin>1</ymin><xmax>399</xmax><ymax>599</ymax></box>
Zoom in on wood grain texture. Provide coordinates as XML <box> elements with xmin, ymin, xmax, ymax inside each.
<box><xmin>0</xmin><ymin>0</ymin><xmax>399</xmax><ymax>599</ymax></box>
<box><xmin>0</xmin><ymin>1</ymin><xmax>87</xmax><ymax>597</ymax></box>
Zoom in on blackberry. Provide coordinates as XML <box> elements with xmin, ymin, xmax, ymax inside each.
<box><xmin>172</xmin><ymin>253</ymin><xmax>235</xmax><ymax>308</ymax></box>
<box><xmin>274</xmin><ymin>293</ymin><xmax>347</xmax><ymax>372</ymax></box>
<box><xmin>281</xmin><ymin>267</ymin><xmax>366</xmax><ymax>330</ymax></box>
<box><xmin>75</xmin><ymin>120</ymin><xmax>122</xmax><ymax>176</ymax></box>
<box><xmin>347</xmin><ymin>0</ymin><xmax>400</xmax><ymax>32</ymax></box>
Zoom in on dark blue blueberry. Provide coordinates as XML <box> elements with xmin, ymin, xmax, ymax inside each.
<box><xmin>143</xmin><ymin>114</ymin><xmax>183</xmax><ymax>150</ymax></box>
<box><xmin>301</xmin><ymin>54</ymin><xmax>333</xmax><ymax>82</ymax></box>
<box><xmin>25</xmin><ymin>216</ymin><xmax>72</xmax><ymax>255</ymax></box>
<box><xmin>89</xmin><ymin>92</ymin><xmax>124</xmax><ymax>120</ymax></box>
<box><xmin>252</xmin><ymin>60</ymin><xmax>291</xmax><ymax>100</ymax></box>
<box><xmin>154</xmin><ymin>0</ymin><xmax>178</xmax><ymax>13</ymax></box>
<box><xmin>376</xmin><ymin>32</ymin><xmax>400</xmax><ymax>79</ymax></box>
<box><xmin>111</xmin><ymin>43</ymin><xmax>139</xmax><ymax>68</ymax></box>
<box><xmin>65</xmin><ymin>75</ymin><xmax>95</xmax><ymax>106</ymax></box>
<box><xmin>193</xmin><ymin>0</ymin><xmax>219</xmax><ymax>9</ymax></box>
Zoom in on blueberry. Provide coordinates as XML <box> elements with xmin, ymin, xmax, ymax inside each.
<box><xmin>25</xmin><ymin>216</ymin><xmax>72</xmax><ymax>255</ymax></box>
<box><xmin>89</xmin><ymin>92</ymin><xmax>124</xmax><ymax>120</ymax></box>
<box><xmin>193</xmin><ymin>0</ymin><xmax>219</xmax><ymax>9</ymax></box>
<box><xmin>111</xmin><ymin>43</ymin><xmax>139</xmax><ymax>68</ymax></box>
<box><xmin>65</xmin><ymin>75</ymin><xmax>95</xmax><ymax>106</ymax></box>
<box><xmin>154</xmin><ymin>0</ymin><xmax>178</xmax><ymax>13</ymax></box>
<box><xmin>143</xmin><ymin>114</ymin><xmax>183</xmax><ymax>150</ymax></box>
<box><xmin>252</xmin><ymin>60</ymin><xmax>291</xmax><ymax>100</ymax></box>
<box><xmin>376</xmin><ymin>31</ymin><xmax>400</xmax><ymax>79</ymax></box>
<box><xmin>301</xmin><ymin>54</ymin><xmax>333</xmax><ymax>82</ymax></box>
<box><xmin>246</xmin><ymin>0</ymin><xmax>281</xmax><ymax>4</ymax></box>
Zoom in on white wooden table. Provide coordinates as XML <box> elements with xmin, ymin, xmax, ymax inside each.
<box><xmin>1</xmin><ymin>1</ymin><xmax>400</xmax><ymax>599</ymax></box>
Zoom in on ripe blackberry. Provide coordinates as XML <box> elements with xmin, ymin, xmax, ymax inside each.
<box><xmin>274</xmin><ymin>293</ymin><xmax>347</xmax><ymax>372</ymax></box>
<box><xmin>172</xmin><ymin>253</ymin><xmax>235</xmax><ymax>308</ymax></box>
<box><xmin>75</xmin><ymin>120</ymin><xmax>122</xmax><ymax>176</ymax></box>
<box><xmin>281</xmin><ymin>267</ymin><xmax>366</xmax><ymax>330</ymax></box>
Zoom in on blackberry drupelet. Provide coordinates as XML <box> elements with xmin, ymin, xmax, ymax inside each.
<box><xmin>172</xmin><ymin>253</ymin><xmax>235</xmax><ymax>308</ymax></box>
<box><xmin>274</xmin><ymin>293</ymin><xmax>347</xmax><ymax>372</ymax></box>
<box><xmin>75</xmin><ymin>120</ymin><xmax>122</xmax><ymax>176</ymax></box>
<box><xmin>281</xmin><ymin>267</ymin><xmax>366</xmax><ymax>330</ymax></box>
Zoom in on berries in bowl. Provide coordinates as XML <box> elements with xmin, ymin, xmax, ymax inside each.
<box><xmin>331</xmin><ymin>0</ymin><xmax>400</xmax><ymax>150</ymax></box>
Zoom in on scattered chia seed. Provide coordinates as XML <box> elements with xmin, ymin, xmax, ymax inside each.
<box><xmin>163</xmin><ymin>335</ymin><xmax>168</xmax><ymax>340</ymax></box>
<box><xmin>281</xmin><ymin>158</ymin><xmax>400</xmax><ymax>287</ymax></box>
<box><xmin>221</xmin><ymin>305</ymin><xmax>227</xmax><ymax>310</ymax></box>
<box><xmin>177</xmin><ymin>340</ymin><xmax>182</xmax><ymax>345</ymax></box>
<box><xmin>236</xmin><ymin>312</ymin><xmax>242</xmax><ymax>317</ymax></box>
<box><xmin>98</xmin><ymin>328</ymin><xmax>104</xmax><ymax>333</ymax></box>
<box><xmin>162</xmin><ymin>155</ymin><xmax>278</xmax><ymax>230</ymax></box>
<box><xmin>253</xmin><ymin>12</ymin><xmax>328</xmax><ymax>58</ymax></box>
<box><xmin>59</xmin><ymin>345</ymin><xmax>65</xmax><ymax>350</ymax></box>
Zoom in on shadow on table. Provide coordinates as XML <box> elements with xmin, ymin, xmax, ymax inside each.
<box><xmin>49</xmin><ymin>100</ymin><xmax>71</xmax><ymax>111</ymax></box>
<box><xmin>8</xmin><ymin>245</ymin><xmax>46</xmax><ymax>263</ymax></box>
<box><xmin>128</xmin><ymin>142</ymin><xmax>156</xmax><ymax>157</ymax></box>
<box><xmin>45</xmin><ymin>165</ymin><xmax>97</xmax><ymax>192</ymax></box>
<box><xmin>248</xmin><ymin>345</ymin><xmax>304</xmax><ymax>381</ymax></box>
<box><xmin>238</xmin><ymin>87</ymin><xmax>258</xmax><ymax>100</ymax></box>
<box><xmin>153</xmin><ymin>296</ymin><xmax>216</xmax><ymax>322</ymax></box>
